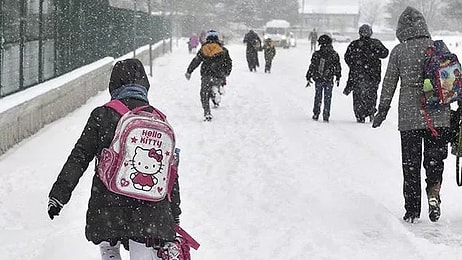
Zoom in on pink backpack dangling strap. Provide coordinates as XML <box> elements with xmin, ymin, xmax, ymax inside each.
<box><xmin>175</xmin><ymin>225</ymin><xmax>200</xmax><ymax>250</ymax></box>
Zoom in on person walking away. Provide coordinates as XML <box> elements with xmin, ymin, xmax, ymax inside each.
<box><xmin>305</xmin><ymin>34</ymin><xmax>341</xmax><ymax>122</ymax></box>
<box><xmin>185</xmin><ymin>30</ymin><xmax>233</xmax><ymax>121</ymax></box>
<box><xmin>263</xmin><ymin>38</ymin><xmax>276</xmax><ymax>73</ymax></box>
<box><xmin>372</xmin><ymin>6</ymin><xmax>450</xmax><ymax>223</ymax></box>
<box><xmin>308</xmin><ymin>28</ymin><xmax>318</xmax><ymax>52</ymax></box>
<box><xmin>243</xmin><ymin>29</ymin><xmax>262</xmax><ymax>72</ymax></box>
<box><xmin>199</xmin><ymin>30</ymin><xmax>207</xmax><ymax>45</ymax></box>
<box><xmin>189</xmin><ymin>33</ymin><xmax>200</xmax><ymax>54</ymax></box>
<box><xmin>47</xmin><ymin>58</ymin><xmax>182</xmax><ymax>259</ymax></box>
<box><xmin>344</xmin><ymin>24</ymin><xmax>389</xmax><ymax>123</ymax></box>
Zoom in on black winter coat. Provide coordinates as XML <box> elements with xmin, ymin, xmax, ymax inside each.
<box><xmin>306</xmin><ymin>44</ymin><xmax>341</xmax><ymax>83</ymax></box>
<box><xmin>48</xmin><ymin>97</ymin><xmax>181</xmax><ymax>247</ymax></box>
<box><xmin>344</xmin><ymin>36</ymin><xmax>389</xmax><ymax>93</ymax></box>
<box><xmin>186</xmin><ymin>40</ymin><xmax>232</xmax><ymax>79</ymax></box>
<box><xmin>243</xmin><ymin>30</ymin><xmax>262</xmax><ymax>52</ymax></box>
<box><xmin>263</xmin><ymin>40</ymin><xmax>276</xmax><ymax>61</ymax></box>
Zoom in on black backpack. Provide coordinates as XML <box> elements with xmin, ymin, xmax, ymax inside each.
<box><xmin>312</xmin><ymin>52</ymin><xmax>335</xmax><ymax>81</ymax></box>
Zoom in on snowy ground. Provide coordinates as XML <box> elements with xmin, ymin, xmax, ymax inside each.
<box><xmin>2</xmin><ymin>36</ymin><xmax>462</xmax><ymax>260</ymax></box>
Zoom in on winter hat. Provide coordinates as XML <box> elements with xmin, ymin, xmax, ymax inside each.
<box><xmin>206</xmin><ymin>30</ymin><xmax>219</xmax><ymax>41</ymax></box>
<box><xmin>109</xmin><ymin>58</ymin><xmax>150</xmax><ymax>94</ymax></box>
<box><xmin>317</xmin><ymin>34</ymin><xmax>332</xmax><ymax>45</ymax></box>
<box><xmin>359</xmin><ymin>24</ymin><xmax>373</xmax><ymax>37</ymax></box>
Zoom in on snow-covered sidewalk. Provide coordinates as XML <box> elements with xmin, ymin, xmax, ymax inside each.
<box><xmin>2</xmin><ymin>38</ymin><xmax>462</xmax><ymax>259</ymax></box>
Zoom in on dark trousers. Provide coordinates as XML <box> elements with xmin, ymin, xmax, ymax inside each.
<box><xmin>352</xmin><ymin>78</ymin><xmax>379</xmax><ymax>120</ymax></box>
<box><xmin>246</xmin><ymin>49</ymin><xmax>259</xmax><ymax>71</ymax></box>
<box><xmin>400</xmin><ymin>128</ymin><xmax>448</xmax><ymax>216</ymax></box>
<box><xmin>310</xmin><ymin>41</ymin><xmax>316</xmax><ymax>52</ymax></box>
<box><xmin>313</xmin><ymin>81</ymin><xmax>333</xmax><ymax>119</ymax></box>
<box><xmin>200</xmin><ymin>77</ymin><xmax>222</xmax><ymax>116</ymax></box>
<box><xmin>264</xmin><ymin>57</ymin><xmax>273</xmax><ymax>72</ymax></box>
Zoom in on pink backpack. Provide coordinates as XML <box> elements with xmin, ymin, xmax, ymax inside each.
<box><xmin>97</xmin><ymin>99</ymin><xmax>178</xmax><ymax>202</ymax></box>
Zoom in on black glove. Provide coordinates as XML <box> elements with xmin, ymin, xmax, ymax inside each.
<box><xmin>306</xmin><ymin>79</ymin><xmax>313</xmax><ymax>88</ymax></box>
<box><xmin>343</xmin><ymin>88</ymin><xmax>351</xmax><ymax>96</ymax></box>
<box><xmin>185</xmin><ymin>72</ymin><xmax>191</xmax><ymax>80</ymax></box>
<box><xmin>48</xmin><ymin>197</ymin><xmax>63</xmax><ymax>220</ymax></box>
<box><xmin>372</xmin><ymin>105</ymin><xmax>390</xmax><ymax>128</ymax></box>
<box><xmin>335</xmin><ymin>77</ymin><xmax>340</xmax><ymax>87</ymax></box>
<box><xmin>174</xmin><ymin>215</ymin><xmax>180</xmax><ymax>225</ymax></box>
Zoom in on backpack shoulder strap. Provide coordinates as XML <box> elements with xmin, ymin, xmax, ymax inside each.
<box><xmin>151</xmin><ymin>107</ymin><xmax>167</xmax><ymax>121</ymax></box>
<box><xmin>106</xmin><ymin>99</ymin><xmax>168</xmax><ymax>121</ymax></box>
<box><xmin>105</xmin><ymin>99</ymin><xmax>130</xmax><ymax>115</ymax></box>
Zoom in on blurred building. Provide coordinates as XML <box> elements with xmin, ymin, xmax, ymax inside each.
<box><xmin>299</xmin><ymin>3</ymin><xmax>359</xmax><ymax>34</ymax></box>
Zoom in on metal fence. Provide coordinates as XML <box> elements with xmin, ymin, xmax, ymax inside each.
<box><xmin>0</xmin><ymin>0</ymin><xmax>171</xmax><ymax>97</ymax></box>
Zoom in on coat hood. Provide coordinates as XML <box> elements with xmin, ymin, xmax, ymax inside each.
<box><xmin>396</xmin><ymin>6</ymin><xmax>430</xmax><ymax>43</ymax></box>
<box><xmin>201</xmin><ymin>42</ymin><xmax>224</xmax><ymax>58</ymax></box>
<box><xmin>109</xmin><ymin>58</ymin><xmax>150</xmax><ymax>94</ymax></box>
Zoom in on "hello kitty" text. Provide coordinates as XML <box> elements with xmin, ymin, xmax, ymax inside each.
<box><xmin>140</xmin><ymin>130</ymin><xmax>163</xmax><ymax>147</ymax></box>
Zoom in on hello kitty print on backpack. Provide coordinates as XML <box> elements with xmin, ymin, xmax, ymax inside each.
<box><xmin>97</xmin><ymin>99</ymin><xmax>178</xmax><ymax>202</ymax></box>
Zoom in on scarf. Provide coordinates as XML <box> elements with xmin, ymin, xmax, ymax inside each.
<box><xmin>110</xmin><ymin>83</ymin><xmax>148</xmax><ymax>103</ymax></box>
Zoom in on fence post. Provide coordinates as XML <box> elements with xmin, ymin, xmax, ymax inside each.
<box><xmin>133</xmin><ymin>0</ymin><xmax>137</xmax><ymax>58</ymax></box>
<box><xmin>38</xmin><ymin>0</ymin><xmax>44</xmax><ymax>83</ymax></box>
<box><xmin>19</xmin><ymin>0</ymin><xmax>26</xmax><ymax>90</ymax></box>
<box><xmin>148</xmin><ymin>0</ymin><xmax>153</xmax><ymax>76</ymax></box>
<box><xmin>0</xmin><ymin>0</ymin><xmax>4</xmax><ymax>96</ymax></box>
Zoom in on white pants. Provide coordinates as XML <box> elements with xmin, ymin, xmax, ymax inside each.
<box><xmin>100</xmin><ymin>240</ymin><xmax>162</xmax><ymax>260</ymax></box>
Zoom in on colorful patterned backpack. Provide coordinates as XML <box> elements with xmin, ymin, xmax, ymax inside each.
<box><xmin>421</xmin><ymin>40</ymin><xmax>462</xmax><ymax>136</ymax></box>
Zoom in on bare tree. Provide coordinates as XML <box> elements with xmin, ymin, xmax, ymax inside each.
<box><xmin>359</xmin><ymin>0</ymin><xmax>384</xmax><ymax>27</ymax></box>
<box><xmin>385</xmin><ymin>0</ymin><xmax>445</xmax><ymax>30</ymax></box>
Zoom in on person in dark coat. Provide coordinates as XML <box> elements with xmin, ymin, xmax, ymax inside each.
<box><xmin>308</xmin><ymin>28</ymin><xmax>318</xmax><ymax>52</ymax></box>
<box><xmin>243</xmin><ymin>30</ymin><xmax>262</xmax><ymax>72</ymax></box>
<box><xmin>344</xmin><ymin>24</ymin><xmax>389</xmax><ymax>123</ymax></box>
<box><xmin>305</xmin><ymin>34</ymin><xmax>342</xmax><ymax>122</ymax></box>
<box><xmin>185</xmin><ymin>30</ymin><xmax>233</xmax><ymax>121</ymax></box>
<box><xmin>372</xmin><ymin>6</ymin><xmax>450</xmax><ymax>223</ymax></box>
<box><xmin>47</xmin><ymin>58</ymin><xmax>181</xmax><ymax>259</ymax></box>
<box><xmin>263</xmin><ymin>38</ymin><xmax>276</xmax><ymax>73</ymax></box>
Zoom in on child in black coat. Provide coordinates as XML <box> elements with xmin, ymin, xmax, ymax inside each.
<box><xmin>185</xmin><ymin>30</ymin><xmax>233</xmax><ymax>121</ymax></box>
<box><xmin>305</xmin><ymin>34</ymin><xmax>342</xmax><ymax>122</ymax></box>
<box><xmin>263</xmin><ymin>38</ymin><xmax>276</xmax><ymax>73</ymax></box>
<box><xmin>48</xmin><ymin>58</ymin><xmax>181</xmax><ymax>259</ymax></box>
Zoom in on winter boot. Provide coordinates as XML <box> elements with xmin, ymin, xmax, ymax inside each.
<box><xmin>312</xmin><ymin>114</ymin><xmax>319</xmax><ymax>121</ymax></box>
<box><xmin>428</xmin><ymin>197</ymin><xmax>441</xmax><ymax>222</ymax></box>
<box><xmin>426</xmin><ymin>182</ymin><xmax>441</xmax><ymax>222</ymax></box>
<box><xmin>204</xmin><ymin>113</ymin><xmax>213</xmax><ymax>122</ymax></box>
<box><xmin>211</xmin><ymin>85</ymin><xmax>221</xmax><ymax>107</ymax></box>
<box><xmin>403</xmin><ymin>211</ymin><xmax>420</xmax><ymax>223</ymax></box>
